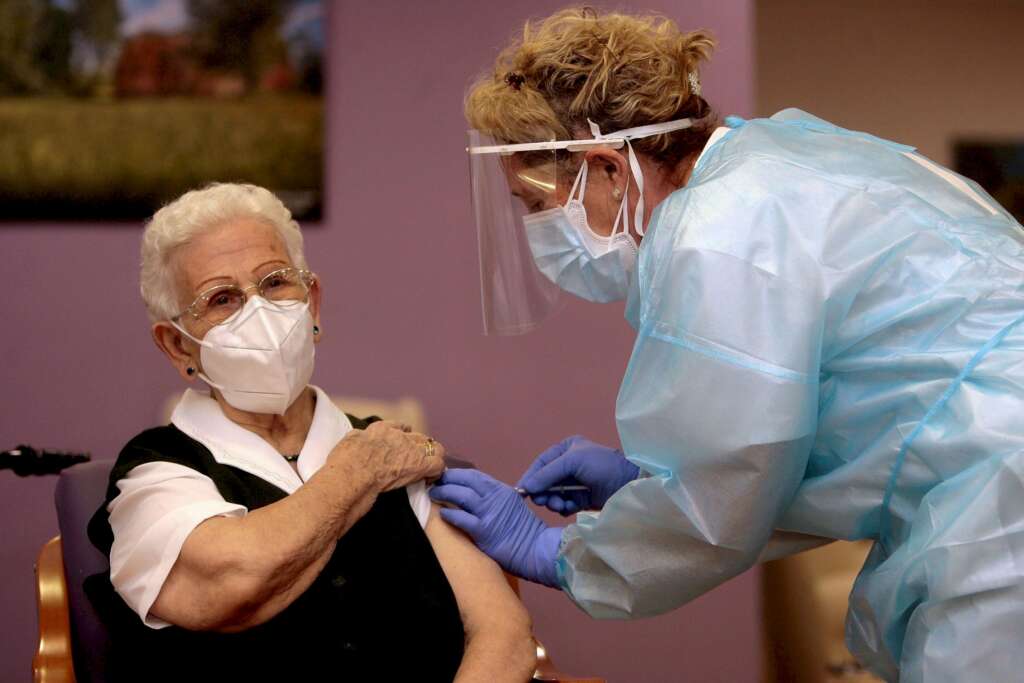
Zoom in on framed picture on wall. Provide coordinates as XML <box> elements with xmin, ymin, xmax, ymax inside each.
<box><xmin>0</xmin><ymin>0</ymin><xmax>325</xmax><ymax>222</ymax></box>
<box><xmin>954</xmin><ymin>141</ymin><xmax>1024</xmax><ymax>223</ymax></box>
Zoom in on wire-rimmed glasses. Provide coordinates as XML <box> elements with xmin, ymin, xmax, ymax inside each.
<box><xmin>173</xmin><ymin>267</ymin><xmax>315</xmax><ymax>327</ymax></box>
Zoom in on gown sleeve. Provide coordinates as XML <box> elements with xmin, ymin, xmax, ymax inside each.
<box><xmin>556</xmin><ymin>156</ymin><xmax>828</xmax><ymax>619</ymax></box>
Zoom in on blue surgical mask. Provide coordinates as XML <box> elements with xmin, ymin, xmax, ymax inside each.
<box><xmin>523</xmin><ymin>160</ymin><xmax>639</xmax><ymax>303</ymax></box>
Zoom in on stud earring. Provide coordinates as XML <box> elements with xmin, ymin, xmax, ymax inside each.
<box><xmin>612</xmin><ymin>187</ymin><xmax>622</xmax><ymax>200</ymax></box>
<box><xmin>313</xmin><ymin>325</ymin><xmax>320</xmax><ymax>335</ymax></box>
<box><xmin>186</xmin><ymin>366</ymin><xmax>196</xmax><ymax>376</ymax></box>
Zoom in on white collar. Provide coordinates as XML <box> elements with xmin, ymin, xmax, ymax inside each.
<box><xmin>170</xmin><ymin>385</ymin><xmax>353</xmax><ymax>494</ymax></box>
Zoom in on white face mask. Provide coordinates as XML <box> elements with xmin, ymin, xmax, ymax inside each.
<box><xmin>524</xmin><ymin>158</ymin><xmax>639</xmax><ymax>303</ymax></box>
<box><xmin>173</xmin><ymin>296</ymin><xmax>315</xmax><ymax>415</ymax></box>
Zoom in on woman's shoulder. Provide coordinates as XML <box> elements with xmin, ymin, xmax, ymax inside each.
<box><xmin>113</xmin><ymin>424</ymin><xmax>216</xmax><ymax>479</ymax></box>
<box><xmin>702</xmin><ymin>109</ymin><xmax>916</xmax><ymax>191</ymax></box>
<box><xmin>344</xmin><ymin>413</ymin><xmax>382</xmax><ymax>430</ymax></box>
<box><xmin>89</xmin><ymin>426</ymin><xmax>218</xmax><ymax>555</ymax></box>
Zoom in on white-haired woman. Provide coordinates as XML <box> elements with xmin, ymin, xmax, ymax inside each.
<box><xmin>85</xmin><ymin>183</ymin><xmax>535</xmax><ymax>683</ymax></box>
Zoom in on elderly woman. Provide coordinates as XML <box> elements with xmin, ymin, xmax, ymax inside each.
<box><xmin>85</xmin><ymin>183</ymin><xmax>535</xmax><ymax>682</ymax></box>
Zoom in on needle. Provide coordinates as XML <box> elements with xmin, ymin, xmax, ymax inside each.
<box><xmin>514</xmin><ymin>485</ymin><xmax>590</xmax><ymax>496</ymax></box>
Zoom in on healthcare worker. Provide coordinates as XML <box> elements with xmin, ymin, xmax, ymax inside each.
<box><xmin>429</xmin><ymin>7</ymin><xmax>1024</xmax><ymax>683</ymax></box>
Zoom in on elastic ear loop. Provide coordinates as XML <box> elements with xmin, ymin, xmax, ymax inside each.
<box><xmin>610</xmin><ymin>140</ymin><xmax>645</xmax><ymax>239</ymax></box>
<box><xmin>625</xmin><ymin>139</ymin><xmax>647</xmax><ymax>237</ymax></box>
<box><xmin>611</xmin><ymin>170</ymin><xmax>632</xmax><ymax>238</ymax></box>
<box><xmin>169</xmin><ymin>319</ymin><xmax>224</xmax><ymax>392</ymax></box>
<box><xmin>573</xmin><ymin>137</ymin><xmax>636</xmax><ymax>241</ymax></box>
<box><xmin>567</xmin><ymin>156</ymin><xmax>588</xmax><ymax>204</ymax></box>
<box><xmin>607</xmin><ymin>140</ymin><xmax>645</xmax><ymax>239</ymax></box>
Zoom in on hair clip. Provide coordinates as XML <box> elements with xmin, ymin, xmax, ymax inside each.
<box><xmin>504</xmin><ymin>71</ymin><xmax>526</xmax><ymax>90</ymax></box>
<box><xmin>688</xmin><ymin>71</ymin><xmax>702</xmax><ymax>97</ymax></box>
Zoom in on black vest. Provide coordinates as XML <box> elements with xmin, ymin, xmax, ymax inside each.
<box><xmin>86</xmin><ymin>416</ymin><xmax>465</xmax><ymax>682</ymax></box>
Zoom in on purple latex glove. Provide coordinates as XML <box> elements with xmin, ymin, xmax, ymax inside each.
<box><xmin>429</xmin><ymin>469</ymin><xmax>563</xmax><ymax>588</ymax></box>
<box><xmin>516</xmin><ymin>435</ymin><xmax>640</xmax><ymax>515</ymax></box>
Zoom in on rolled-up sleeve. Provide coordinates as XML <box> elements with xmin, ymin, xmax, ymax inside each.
<box><xmin>107</xmin><ymin>461</ymin><xmax>247</xmax><ymax>628</ymax></box>
<box><xmin>405</xmin><ymin>480</ymin><xmax>432</xmax><ymax>528</ymax></box>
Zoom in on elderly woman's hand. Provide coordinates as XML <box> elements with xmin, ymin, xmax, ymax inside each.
<box><xmin>328</xmin><ymin>420</ymin><xmax>446</xmax><ymax>493</ymax></box>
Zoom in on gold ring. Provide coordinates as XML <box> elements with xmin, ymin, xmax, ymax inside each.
<box><xmin>424</xmin><ymin>438</ymin><xmax>436</xmax><ymax>459</ymax></box>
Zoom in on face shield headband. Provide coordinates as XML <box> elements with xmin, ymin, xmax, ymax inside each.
<box><xmin>467</xmin><ymin>116</ymin><xmax>697</xmax><ymax>335</ymax></box>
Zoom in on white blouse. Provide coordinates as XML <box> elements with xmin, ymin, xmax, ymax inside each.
<box><xmin>106</xmin><ymin>386</ymin><xmax>432</xmax><ymax>629</ymax></box>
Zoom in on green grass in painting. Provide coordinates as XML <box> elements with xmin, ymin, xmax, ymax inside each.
<box><xmin>0</xmin><ymin>95</ymin><xmax>322</xmax><ymax>211</ymax></box>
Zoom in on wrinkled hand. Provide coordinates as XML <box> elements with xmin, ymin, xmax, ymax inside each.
<box><xmin>517</xmin><ymin>435</ymin><xmax>640</xmax><ymax>515</ymax></box>
<box><xmin>329</xmin><ymin>420</ymin><xmax>445</xmax><ymax>493</ymax></box>
<box><xmin>429</xmin><ymin>469</ymin><xmax>563</xmax><ymax>588</ymax></box>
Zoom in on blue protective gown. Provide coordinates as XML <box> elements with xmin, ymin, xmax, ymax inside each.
<box><xmin>555</xmin><ymin>109</ymin><xmax>1024</xmax><ymax>682</ymax></box>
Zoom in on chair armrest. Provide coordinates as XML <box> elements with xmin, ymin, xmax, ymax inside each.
<box><xmin>532</xmin><ymin>639</ymin><xmax>605</xmax><ymax>683</ymax></box>
<box><xmin>33</xmin><ymin>536</ymin><xmax>76</xmax><ymax>683</ymax></box>
<box><xmin>502</xmin><ymin>574</ymin><xmax>604</xmax><ymax>682</ymax></box>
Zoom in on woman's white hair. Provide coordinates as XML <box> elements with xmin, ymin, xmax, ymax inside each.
<box><xmin>140</xmin><ymin>183</ymin><xmax>308</xmax><ymax>322</ymax></box>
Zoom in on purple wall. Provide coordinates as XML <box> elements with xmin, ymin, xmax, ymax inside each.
<box><xmin>0</xmin><ymin>1</ymin><xmax>755</xmax><ymax>680</ymax></box>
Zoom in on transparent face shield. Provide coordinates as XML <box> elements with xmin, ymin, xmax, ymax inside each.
<box><xmin>467</xmin><ymin>117</ymin><xmax>696</xmax><ymax>335</ymax></box>
<box><xmin>468</xmin><ymin>131</ymin><xmax>618</xmax><ymax>335</ymax></box>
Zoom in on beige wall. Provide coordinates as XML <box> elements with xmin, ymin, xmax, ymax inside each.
<box><xmin>756</xmin><ymin>0</ymin><xmax>1024</xmax><ymax>165</ymax></box>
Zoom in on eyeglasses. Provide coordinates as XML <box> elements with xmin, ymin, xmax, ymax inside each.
<box><xmin>174</xmin><ymin>267</ymin><xmax>315</xmax><ymax>327</ymax></box>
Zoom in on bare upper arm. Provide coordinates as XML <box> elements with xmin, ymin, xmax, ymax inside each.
<box><xmin>424</xmin><ymin>502</ymin><xmax>532</xmax><ymax>638</ymax></box>
<box><xmin>149</xmin><ymin>515</ymin><xmax>247</xmax><ymax>629</ymax></box>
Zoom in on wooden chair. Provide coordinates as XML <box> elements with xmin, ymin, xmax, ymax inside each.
<box><xmin>35</xmin><ymin>395</ymin><xmax>603</xmax><ymax>683</ymax></box>
<box><xmin>762</xmin><ymin>540</ymin><xmax>883</xmax><ymax>682</ymax></box>
<box><xmin>34</xmin><ymin>536</ymin><xmax>74</xmax><ymax>683</ymax></box>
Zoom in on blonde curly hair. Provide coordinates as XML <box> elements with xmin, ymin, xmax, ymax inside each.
<box><xmin>466</xmin><ymin>7</ymin><xmax>717</xmax><ymax>169</ymax></box>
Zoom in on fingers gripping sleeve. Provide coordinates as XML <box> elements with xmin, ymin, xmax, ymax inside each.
<box><xmin>558</xmin><ymin>246</ymin><xmax>824</xmax><ymax>619</ymax></box>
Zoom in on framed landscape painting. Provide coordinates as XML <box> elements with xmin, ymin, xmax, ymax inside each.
<box><xmin>0</xmin><ymin>0</ymin><xmax>324</xmax><ymax>222</ymax></box>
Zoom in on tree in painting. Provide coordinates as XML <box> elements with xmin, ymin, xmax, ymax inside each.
<box><xmin>0</xmin><ymin>0</ymin><xmax>325</xmax><ymax>221</ymax></box>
